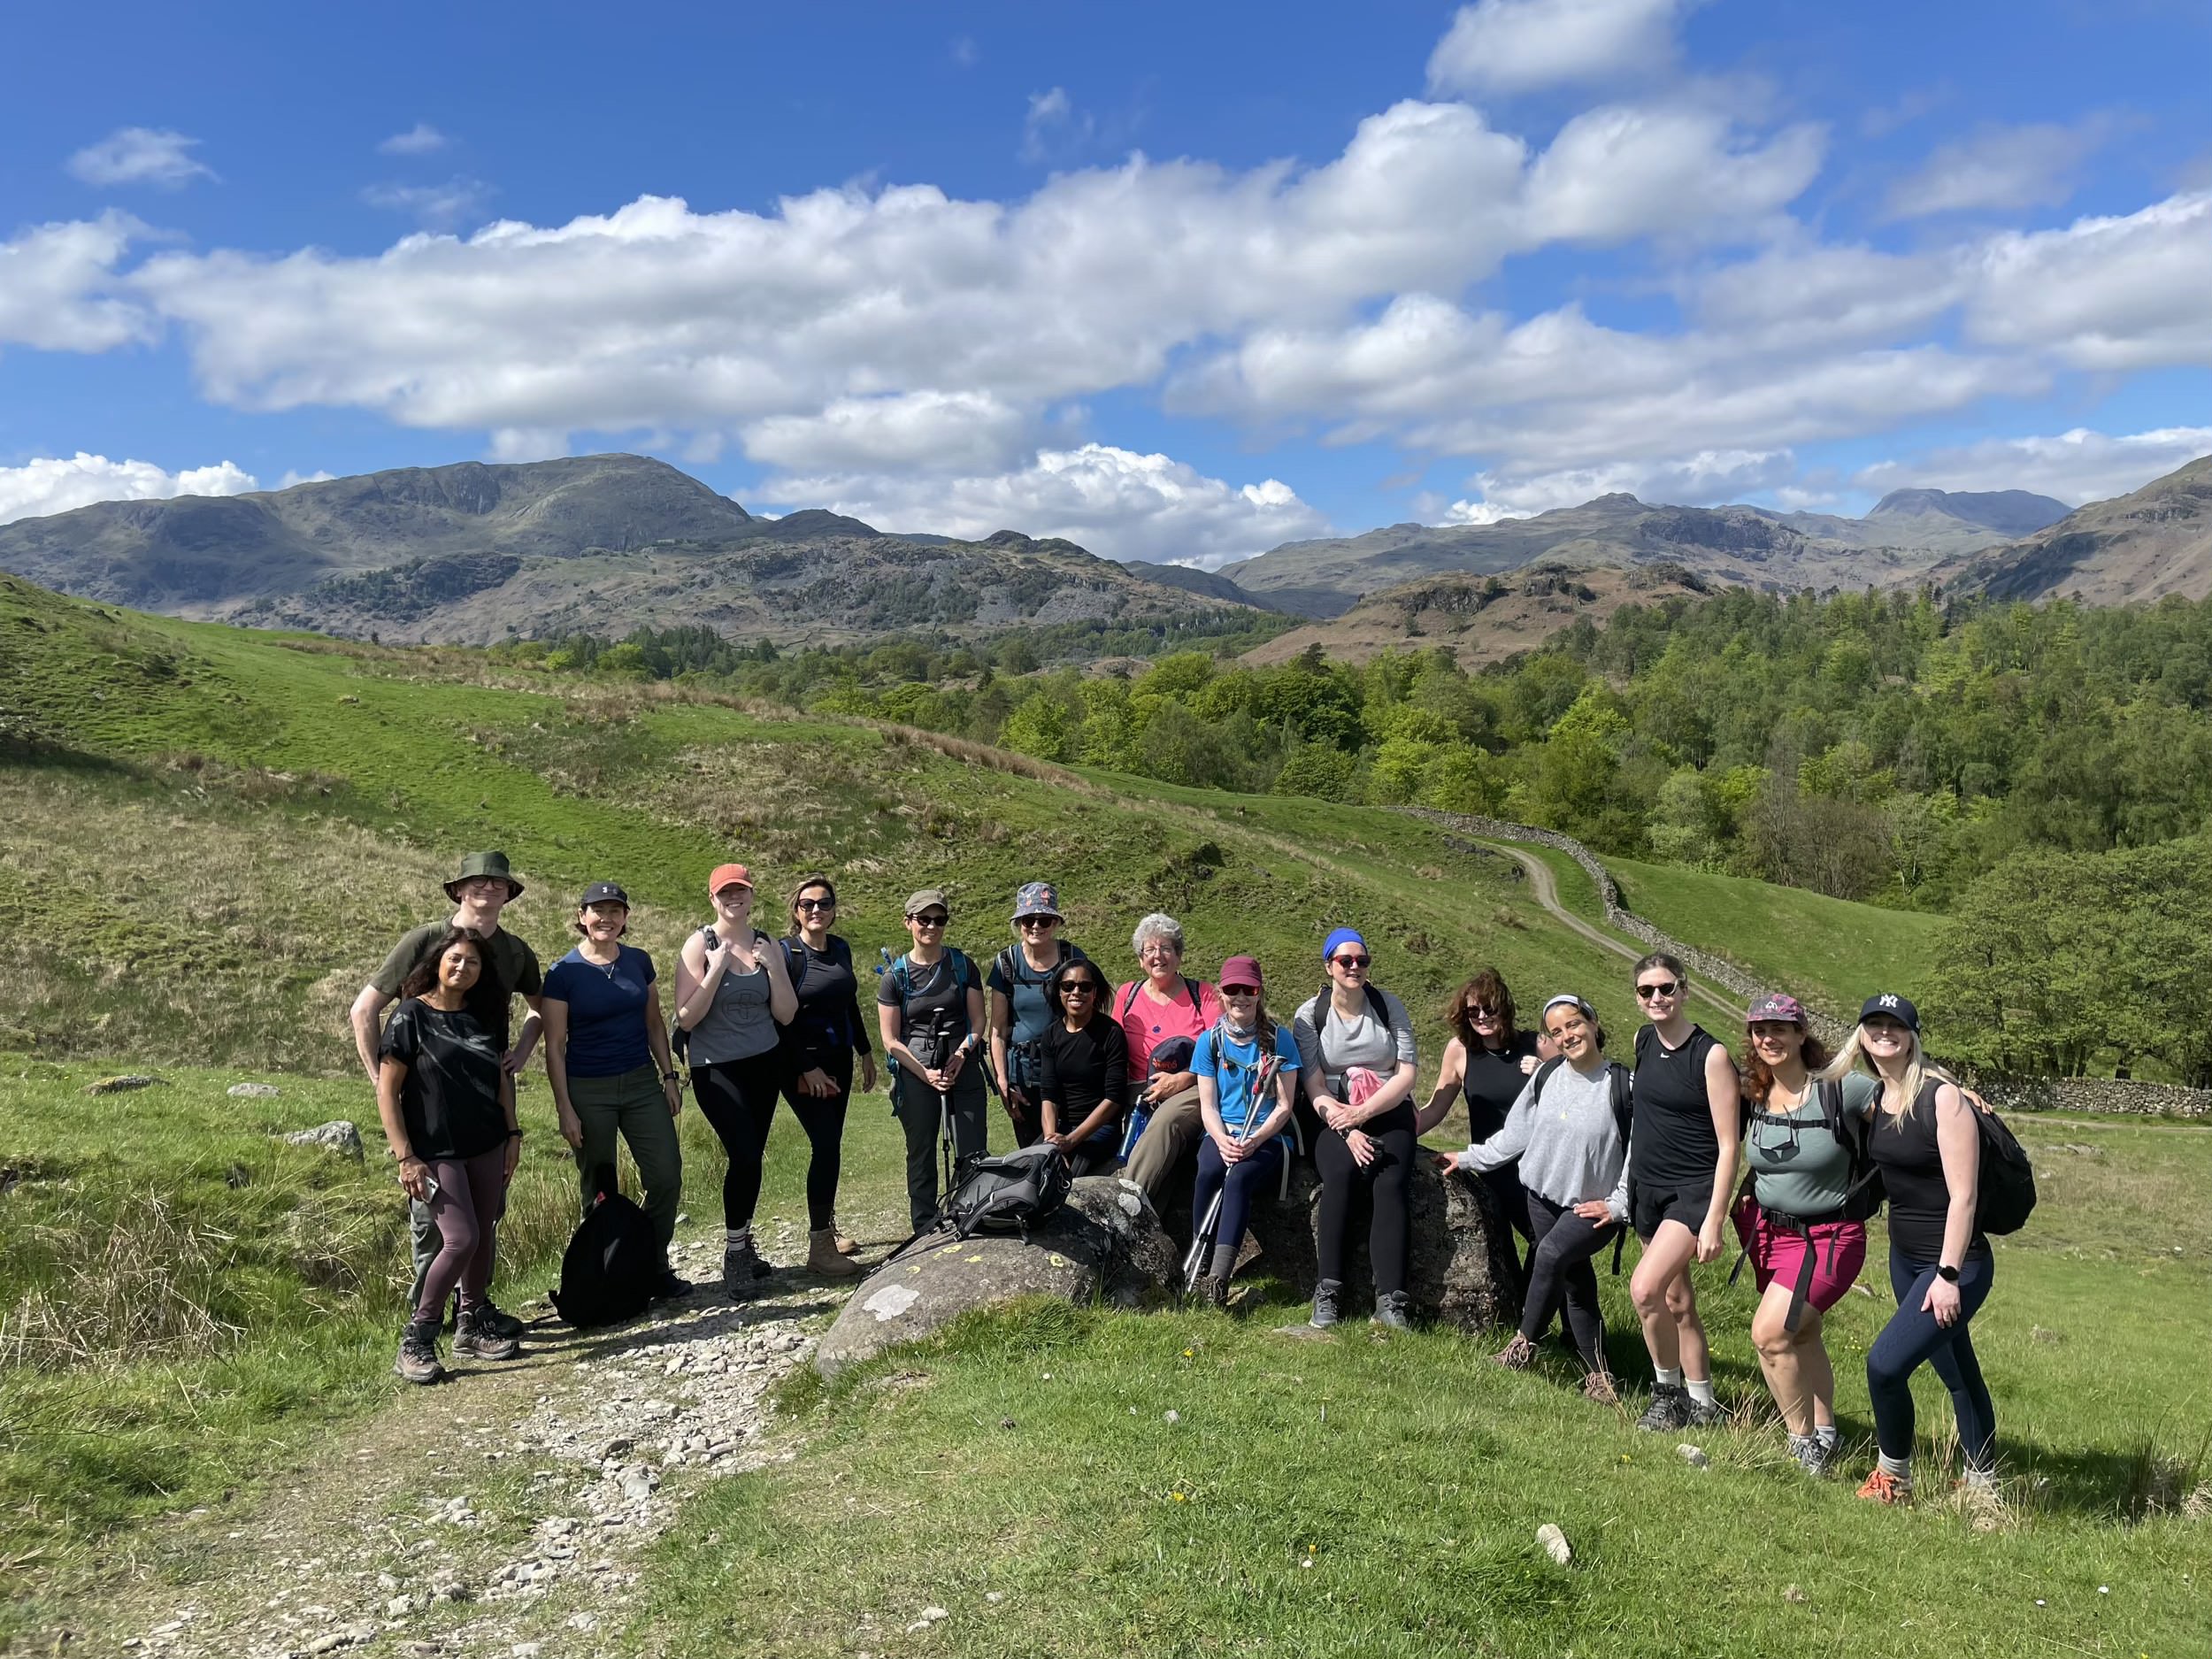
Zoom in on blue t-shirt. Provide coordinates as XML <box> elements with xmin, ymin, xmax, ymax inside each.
<box><xmin>1193</xmin><ymin>1023</ymin><xmax>1301</xmax><ymax>1135</ymax></box>
<box><xmin>544</xmin><ymin>944</ymin><xmax>657</xmax><ymax>1079</ymax></box>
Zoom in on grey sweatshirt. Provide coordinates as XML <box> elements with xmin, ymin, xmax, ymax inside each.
<box><xmin>1292</xmin><ymin>987</ymin><xmax>1417</xmax><ymax>1100</ymax></box>
<box><xmin>1455</xmin><ymin>1058</ymin><xmax>1630</xmax><ymax>1217</ymax></box>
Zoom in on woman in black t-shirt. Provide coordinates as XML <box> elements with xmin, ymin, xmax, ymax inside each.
<box><xmin>376</xmin><ymin>928</ymin><xmax>522</xmax><ymax>1385</ymax></box>
<box><xmin>1036</xmin><ymin>958</ymin><xmax>1129</xmax><ymax>1177</ymax></box>
<box><xmin>1415</xmin><ymin>970</ymin><xmax>1547</xmax><ymax>1296</ymax></box>
<box><xmin>776</xmin><ymin>873</ymin><xmax>878</xmax><ymax>1271</ymax></box>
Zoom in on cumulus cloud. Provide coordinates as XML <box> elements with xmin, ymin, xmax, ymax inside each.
<box><xmin>1523</xmin><ymin>104</ymin><xmax>1824</xmax><ymax>242</ymax></box>
<box><xmin>361</xmin><ymin>177</ymin><xmax>494</xmax><ymax>229</ymax></box>
<box><xmin>378</xmin><ymin>123</ymin><xmax>449</xmax><ymax>156</ymax></box>
<box><xmin>1428</xmin><ymin>0</ymin><xmax>1691</xmax><ymax>95</ymax></box>
<box><xmin>0</xmin><ymin>453</ymin><xmax>257</xmax><ymax>526</ymax></box>
<box><xmin>1020</xmin><ymin>87</ymin><xmax>1093</xmax><ymax>163</ymax></box>
<box><xmin>1965</xmin><ymin>191</ymin><xmax>2212</xmax><ymax>372</ymax></box>
<box><xmin>765</xmin><ymin>442</ymin><xmax>1328</xmax><ymax>567</ymax></box>
<box><xmin>1442</xmin><ymin>448</ymin><xmax>1794</xmax><ymax>520</ymax></box>
<box><xmin>0</xmin><ymin>214</ymin><xmax>153</xmax><ymax>351</ymax></box>
<box><xmin>742</xmin><ymin>390</ymin><xmax>1033</xmax><ymax>473</ymax></box>
<box><xmin>1855</xmin><ymin>426</ymin><xmax>2212</xmax><ymax>506</ymax></box>
<box><xmin>65</xmin><ymin>127</ymin><xmax>215</xmax><ymax>188</ymax></box>
<box><xmin>1885</xmin><ymin>119</ymin><xmax>2108</xmax><ymax>219</ymax></box>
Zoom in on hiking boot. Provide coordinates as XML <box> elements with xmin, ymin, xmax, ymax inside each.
<box><xmin>829</xmin><ymin>1217</ymin><xmax>860</xmax><ymax>1256</ymax></box>
<box><xmin>1636</xmin><ymin>1385</ymin><xmax>1691</xmax><ymax>1432</ymax></box>
<box><xmin>1194</xmin><ymin>1273</ymin><xmax>1230</xmax><ymax>1310</ymax></box>
<box><xmin>1371</xmin><ymin>1290</ymin><xmax>1412</xmax><ymax>1331</ymax></box>
<box><xmin>1791</xmin><ymin>1434</ymin><xmax>1834</xmax><ymax>1477</ymax></box>
<box><xmin>1683</xmin><ymin>1393</ymin><xmax>1725</xmax><ymax>1429</ymax></box>
<box><xmin>1580</xmin><ymin>1369</ymin><xmax>1621</xmax><ymax>1406</ymax></box>
<box><xmin>452</xmin><ymin>1307</ymin><xmax>519</xmax><ymax>1361</ymax></box>
<box><xmin>652</xmin><ymin>1269</ymin><xmax>695</xmax><ymax>1302</ymax></box>
<box><xmin>1493</xmin><ymin>1333</ymin><xmax>1537</xmax><ymax>1371</ymax></box>
<box><xmin>394</xmin><ymin>1321</ymin><xmax>444</xmax><ymax>1386</ymax></box>
<box><xmin>807</xmin><ymin>1228</ymin><xmax>861</xmax><ymax>1278</ymax></box>
<box><xmin>473</xmin><ymin>1299</ymin><xmax>526</xmax><ymax>1340</ymax></box>
<box><xmin>1309</xmin><ymin>1279</ymin><xmax>1343</xmax><ymax>1330</ymax></box>
<box><xmin>723</xmin><ymin>1240</ymin><xmax>764</xmax><ymax>1299</ymax></box>
<box><xmin>1856</xmin><ymin>1466</ymin><xmax>1912</xmax><ymax>1506</ymax></box>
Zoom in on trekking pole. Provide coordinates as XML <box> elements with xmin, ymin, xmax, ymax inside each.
<box><xmin>1181</xmin><ymin>1055</ymin><xmax>1276</xmax><ymax>1297</ymax></box>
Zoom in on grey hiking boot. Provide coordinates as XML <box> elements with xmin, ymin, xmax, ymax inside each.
<box><xmin>1310</xmin><ymin>1279</ymin><xmax>1343</xmax><ymax>1329</ymax></box>
<box><xmin>1683</xmin><ymin>1393</ymin><xmax>1725</xmax><ymax>1428</ymax></box>
<box><xmin>723</xmin><ymin>1240</ymin><xmax>764</xmax><ymax>1299</ymax></box>
<box><xmin>452</xmin><ymin>1306</ymin><xmax>519</xmax><ymax>1361</ymax></box>
<box><xmin>394</xmin><ymin>1321</ymin><xmax>444</xmax><ymax>1386</ymax></box>
<box><xmin>1372</xmin><ymin>1290</ymin><xmax>1412</xmax><ymax>1331</ymax></box>
<box><xmin>1636</xmin><ymin>1385</ymin><xmax>1691</xmax><ymax>1432</ymax></box>
<box><xmin>1791</xmin><ymin>1434</ymin><xmax>1834</xmax><ymax>1477</ymax></box>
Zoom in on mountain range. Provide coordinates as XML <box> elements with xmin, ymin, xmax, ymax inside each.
<box><xmin>1</xmin><ymin>449</ymin><xmax>2207</xmax><ymax>657</ymax></box>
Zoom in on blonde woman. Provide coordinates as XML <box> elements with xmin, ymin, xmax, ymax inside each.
<box><xmin>1831</xmin><ymin>994</ymin><xmax>1995</xmax><ymax>1507</ymax></box>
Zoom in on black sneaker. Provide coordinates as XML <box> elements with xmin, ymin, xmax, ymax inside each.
<box><xmin>1636</xmin><ymin>1385</ymin><xmax>1691</xmax><ymax>1432</ymax></box>
<box><xmin>722</xmin><ymin>1241</ymin><xmax>763</xmax><ymax>1300</ymax></box>
<box><xmin>394</xmin><ymin>1321</ymin><xmax>444</xmax><ymax>1386</ymax></box>
<box><xmin>1371</xmin><ymin>1290</ymin><xmax>1412</xmax><ymax>1331</ymax></box>
<box><xmin>653</xmin><ymin>1270</ymin><xmax>695</xmax><ymax>1302</ymax></box>
<box><xmin>474</xmin><ymin>1299</ymin><xmax>526</xmax><ymax>1340</ymax></box>
<box><xmin>452</xmin><ymin>1307</ymin><xmax>519</xmax><ymax>1361</ymax></box>
<box><xmin>1309</xmin><ymin>1279</ymin><xmax>1343</xmax><ymax>1330</ymax></box>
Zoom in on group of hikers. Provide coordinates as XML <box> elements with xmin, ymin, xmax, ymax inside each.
<box><xmin>357</xmin><ymin>852</ymin><xmax>2003</xmax><ymax>1509</ymax></box>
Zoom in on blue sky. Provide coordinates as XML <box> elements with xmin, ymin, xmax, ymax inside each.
<box><xmin>3</xmin><ymin>0</ymin><xmax>2208</xmax><ymax>565</ymax></box>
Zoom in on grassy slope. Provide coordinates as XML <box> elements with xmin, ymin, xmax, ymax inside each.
<box><xmin>645</xmin><ymin>1118</ymin><xmax>2212</xmax><ymax>1659</ymax></box>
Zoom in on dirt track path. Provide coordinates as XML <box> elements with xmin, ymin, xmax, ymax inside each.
<box><xmin>1478</xmin><ymin>841</ymin><xmax>1745</xmax><ymax>1025</ymax></box>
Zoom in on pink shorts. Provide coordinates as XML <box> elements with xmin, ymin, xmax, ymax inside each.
<box><xmin>1732</xmin><ymin>1199</ymin><xmax>1867</xmax><ymax>1315</ymax></box>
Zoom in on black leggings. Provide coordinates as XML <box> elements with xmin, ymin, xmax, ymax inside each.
<box><xmin>780</xmin><ymin>1055</ymin><xmax>854</xmax><ymax>1230</ymax></box>
<box><xmin>691</xmin><ymin>1049</ymin><xmax>786</xmax><ymax>1230</ymax></box>
<box><xmin>1523</xmin><ymin>1191</ymin><xmax>1618</xmax><ymax>1371</ymax></box>
<box><xmin>1314</xmin><ymin>1102</ymin><xmax>1417</xmax><ymax>1296</ymax></box>
<box><xmin>1478</xmin><ymin>1162</ymin><xmax>1535</xmax><ymax>1302</ymax></box>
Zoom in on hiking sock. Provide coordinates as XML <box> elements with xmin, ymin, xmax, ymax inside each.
<box><xmin>726</xmin><ymin>1225</ymin><xmax>753</xmax><ymax>1250</ymax></box>
<box><xmin>1815</xmin><ymin>1423</ymin><xmax>1840</xmax><ymax>1453</ymax></box>
<box><xmin>1685</xmin><ymin>1377</ymin><xmax>1717</xmax><ymax>1408</ymax></box>
<box><xmin>1654</xmin><ymin>1366</ymin><xmax>1684</xmax><ymax>1390</ymax></box>
<box><xmin>1878</xmin><ymin>1451</ymin><xmax>1912</xmax><ymax>1486</ymax></box>
<box><xmin>1962</xmin><ymin>1464</ymin><xmax>2000</xmax><ymax>1492</ymax></box>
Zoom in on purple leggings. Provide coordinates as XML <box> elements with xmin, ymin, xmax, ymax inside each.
<box><xmin>415</xmin><ymin>1148</ymin><xmax>508</xmax><ymax>1324</ymax></box>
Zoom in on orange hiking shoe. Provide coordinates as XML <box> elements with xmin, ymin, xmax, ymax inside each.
<box><xmin>1855</xmin><ymin>1466</ymin><xmax>1912</xmax><ymax>1506</ymax></box>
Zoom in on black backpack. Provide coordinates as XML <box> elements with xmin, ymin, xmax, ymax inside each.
<box><xmin>549</xmin><ymin>1169</ymin><xmax>662</xmax><ymax>1328</ymax></box>
<box><xmin>937</xmin><ymin>1142</ymin><xmax>1072</xmax><ymax>1241</ymax></box>
<box><xmin>1744</xmin><ymin>1077</ymin><xmax>1886</xmax><ymax>1224</ymax></box>
<box><xmin>1970</xmin><ymin>1099</ymin><xmax>2037</xmax><ymax>1236</ymax></box>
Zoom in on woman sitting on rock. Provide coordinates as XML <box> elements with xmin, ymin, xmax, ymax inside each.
<box><xmin>377</xmin><ymin>927</ymin><xmax>523</xmax><ymax>1385</ymax></box>
<box><xmin>1117</xmin><ymin>913</ymin><xmax>1223</xmax><ymax>1202</ymax></box>
<box><xmin>1437</xmin><ymin>994</ymin><xmax>1628</xmax><ymax>1404</ymax></box>
<box><xmin>1034</xmin><ymin>957</ymin><xmax>1128</xmax><ymax>1177</ymax></box>
<box><xmin>1188</xmin><ymin>955</ymin><xmax>1301</xmax><ymax>1309</ymax></box>
<box><xmin>1293</xmin><ymin>928</ymin><xmax>1420</xmax><ymax>1331</ymax></box>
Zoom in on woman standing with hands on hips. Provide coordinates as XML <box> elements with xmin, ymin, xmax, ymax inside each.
<box><xmin>542</xmin><ymin>881</ymin><xmax>690</xmax><ymax>1301</ymax></box>
<box><xmin>776</xmin><ymin>874</ymin><xmax>877</xmax><ymax>1271</ymax></box>
<box><xmin>674</xmin><ymin>864</ymin><xmax>798</xmax><ymax>1297</ymax></box>
<box><xmin>1623</xmin><ymin>953</ymin><xmax>1740</xmax><ymax>1432</ymax></box>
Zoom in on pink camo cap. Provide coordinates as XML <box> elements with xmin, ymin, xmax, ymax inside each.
<box><xmin>1747</xmin><ymin>992</ymin><xmax>1807</xmax><ymax>1026</ymax></box>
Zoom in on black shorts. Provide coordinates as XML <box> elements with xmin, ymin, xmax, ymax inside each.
<box><xmin>1632</xmin><ymin>1181</ymin><xmax>1714</xmax><ymax>1240</ymax></box>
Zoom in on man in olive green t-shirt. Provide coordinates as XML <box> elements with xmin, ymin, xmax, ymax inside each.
<box><xmin>349</xmin><ymin>852</ymin><xmax>543</xmax><ymax>1337</ymax></box>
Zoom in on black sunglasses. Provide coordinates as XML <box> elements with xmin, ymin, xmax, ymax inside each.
<box><xmin>912</xmin><ymin>912</ymin><xmax>949</xmax><ymax>926</ymax></box>
<box><xmin>1465</xmin><ymin>1003</ymin><xmax>1500</xmax><ymax>1018</ymax></box>
<box><xmin>1060</xmin><ymin>980</ymin><xmax>1102</xmax><ymax>996</ymax></box>
<box><xmin>1636</xmin><ymin>980</ymin><xmax>1680</xmax><ymax>1000</ymax></box>
<box><xmin>797</xmin><ymin>896</ymin><xmax>835</xmax><ymax>911</ymax></box>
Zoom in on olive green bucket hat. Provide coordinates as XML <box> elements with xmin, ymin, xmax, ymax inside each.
<box><xmin>444</xmin><ymin>850</ymin><xmax>524</xmax><ymax>902</ymax></box>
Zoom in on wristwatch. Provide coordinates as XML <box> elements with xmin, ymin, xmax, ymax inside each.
<box><xmin>1936</xmin><ymin>1263</ymin><xmax>1960</xmax><ymax>1284</ymax></box>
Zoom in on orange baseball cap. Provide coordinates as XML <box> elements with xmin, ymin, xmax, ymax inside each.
<box><xmin>708</xmin><ymin>863</ymin><xmax>755</xmax><ymax>896</ymax></box>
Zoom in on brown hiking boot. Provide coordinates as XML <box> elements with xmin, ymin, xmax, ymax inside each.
<box><xmin>1580</xmin><ymin>1370</ymin><xmax>1621</xmax><ymax>1406</ymax></box>
<box><xmin>808</xmin><ymin>1228</ymin><xmax>861</xmax><ymax>1278</ymax></box>
<box><xmin>829</xmin><ymin>1218</ymin><xmax>859</xmax><ymax>1256</ymax></box>
<box><xmin>394</xmin><ymin>1321</ymin><xmax>444</xmax><ymax>1386</ymax></box>
<box><xmin>1493</xmin><ymin>1333</ymin><xmax>1536</xmax><ymax>1371</ymax></box>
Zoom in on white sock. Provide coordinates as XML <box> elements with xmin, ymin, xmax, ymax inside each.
<box><xmin>1878</xmin><ymin>1451</ymin><xmax>1912</xmax><ymax>1483</ymax></box>
<box><xmin>1815</xmin><ymin>1423</ymin><xmax>1840</xmax><ymax>1448</ymax></box>
<box><xmin>1962</xmin><ymin>1464</ymin><xmax>2000</xmax><ymax>1491</ymax></box>
<box><xmin>1685</xmin><ymin>1377</ymin><xmax>1717</xmax><ymax>1407</ymax></box>
<box><xmin>1654</xmin><ymin>1366</ymin><xmax>1684</xmax><ymax>1389</ymax></box>
<box><xmin>726</xmin><ymin>1225</ymin><xmax>752</xmax><ymax>1249</ymax></box>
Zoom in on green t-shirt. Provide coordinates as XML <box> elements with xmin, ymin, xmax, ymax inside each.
<box><xmin>1744</xmin><ymin>1071</ymin><xmax>1879</xmax><ymax>1218</ymax></box>
<box><xmin>371</xmin><ymin>922</ymin><xmax>541</xmax><ymax>1053</ymax></box>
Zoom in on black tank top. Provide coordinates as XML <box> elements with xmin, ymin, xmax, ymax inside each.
<box><xmin>1462</xmin><ymin>1033</ymin><xmax>1543</xmax><ymax>1143</ymax></box>
<box><xmin>1630</xmin><ymin>1024</ymin><xmax>1726</xmax><ymax>1187</ymax></box>
<box><xmin>1869</xmin><ymin>1078</ymin><xmax>1989</xmax><ymax>1263</ymax></box>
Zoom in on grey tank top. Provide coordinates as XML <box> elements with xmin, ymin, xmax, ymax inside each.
<box><xmin>689</xmin><ymin>928</ymin><xmax>780</xmax><ymax>1064</ymax></box>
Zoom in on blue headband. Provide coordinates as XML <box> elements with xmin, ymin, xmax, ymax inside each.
<box><xmin>1323</xmin><ymin>926</ymin><xmax>1367</xmax><ymax>962</ymax></box>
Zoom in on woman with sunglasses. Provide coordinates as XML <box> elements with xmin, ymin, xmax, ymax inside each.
<box><xmin>1829</xmin><ymin>994</ymin><xmax>1998</xmax><ymax>1509</ymax></box>
<box><xmin>1436</xmin><ymin>994</ymin><xmax>1628</xmax><ymax>1403</ymax></box>
<box><xmin>775</xmin><ymin>874</ymin><xmax>878</xmax><ymax>1275</ymax></box>
<box><xmin>876</xmin><ymin>888</ymin><xmax>988</xmax><ymax>1233</ymax></box>
<box><xmin>1294</xmin><ymin>929</ymin><xmax>1420</xmax><ymax>1329</ymax></box>
<box><xmin>1624</xmin><ymin>953</ymin><xmax>1740</xmax><ymax>1432</ymax></box>
<box><xmin>1034</xmin><ymin>958</ymin><xmax>1129</xmax><ymax>1177</ymax></box>
<box><xmin>1416</xmin><ymin>970</ymin><xmax>1548</xmax><ymax>1301</ymax></box>
<box><xmin>1188</xmin><ymin>955</ymin><xmax>1301</xmax><ymax>1309</ymax></box>
<box><xmin>987</xmin><ymin>881</ymin><xmax>1090</xmax><ymax>1150</ymax></box>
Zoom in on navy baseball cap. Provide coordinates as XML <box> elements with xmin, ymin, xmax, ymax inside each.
<box><xmin>1859</xmin><ymin>992</ymin><xmax>1919</xmax><ymax>1032</ymax></box>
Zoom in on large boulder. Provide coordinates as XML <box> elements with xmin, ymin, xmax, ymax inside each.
<box><xmin>812</xmin><ymin>1176</ymin><xmax>1178</xmax><ymax>1378</ymax></box>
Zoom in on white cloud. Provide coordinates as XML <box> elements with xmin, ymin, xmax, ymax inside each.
<box><xmin>277</xmin><ymin>468</ymin><xmax>336</xmax><ymax>488</ymax></box>
<box><xmin>65</xmin><ymin>127</ymin><xmax>215</xmax><ymax>189</ymax></box>
<box><xmin>1855</xmin><ymin>426</ymin><xmax>2212</xmax><ymax>506</ymax></box>
<box><xmin>765</xmin><ymin>442</ymin><xmax>1328</xmax><ymax>567</ymax></box>
<box><xmin>1885</xmin><ymin>119</ymin><xmax>2107</xmax><ymax>219</ymax></box>
<box><xmin>487</xmin><ymin>427</ymin><xmax>570</xmax><ymax>462</ymax></box>
<box><xmin>1523</xmin><ymin>104</ymin><xmax>1824</xmax><ymax>242</ymax></box>
<box><xmin>1020</xmin><ymin>87</ymin><xmax>1093</xmax><ymax>164</ymax></box>
<box><xmin>362</xmin><ymin>178</ymin><xmax>494</xmax><ymax>229</ymax></box>
<box><xmin>378</xmin><ymin>123</ymin><xmax>449</xmax><ymax>156</ymax></box>
<box><xmin>1966</xmin><ymin>191</ymin><xmax>2212</xmax><ymax>372</ymax></box>
<box><xmin>1444</xmin><ymin>448</ymin><xmax>1794</xmax><ymax>519</ymax></box>
<box><xmin>1428</xmin><ymin>0</ymin><xmax>1690</xmax><ymax>95</ymax></box>
<box><xmin>742</xmin><ymin>391</ymin><xmax>1032</xmax><ymax>473</ymax></box>
<box><xmin>950</xmin><ymin>35</ymin><xmax>979</xmax><ymax>68</ymax></box>
<box><xmin>0</xmin><ymin>214</ymin><xmax>153</xmax><ymax>351</ymax></box>
<box><xmin>0</xmin><ymin>453</ymin><xmax>257</xmax><ymax>526</ymax></box>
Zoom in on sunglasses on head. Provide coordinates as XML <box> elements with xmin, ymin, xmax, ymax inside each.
<box><xmin>1636</xmin><ymin>980</ymin><xmax>1680</xmax><ymax>1000</ymax></box>
<box><xmin>1332</xmin><ymin>954</ymin><xmax>1371</xmax><ymax>970</ymax></box>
